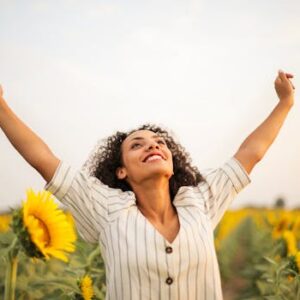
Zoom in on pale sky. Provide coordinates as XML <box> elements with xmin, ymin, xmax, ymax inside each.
<box><xmin>0</xmin><ymin>0</ymin><xmax>300</xmax><ymax>212</ymax></box>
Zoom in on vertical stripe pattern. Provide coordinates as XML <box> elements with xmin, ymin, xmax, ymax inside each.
<box><xmin>44</xmin><ymin>156</ymin><xmax>251</xmax><ymax>299</ymax></box>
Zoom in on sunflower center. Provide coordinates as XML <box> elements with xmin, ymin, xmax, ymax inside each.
<box><xmin>34</xmin><ymin>216</ymin><xmax>51</xmax><ymax>246</ymax></box>
<box><xmin>278</xmin><ymin>220</ymin><xmax>286</xmax><ymax>230</ymax></box>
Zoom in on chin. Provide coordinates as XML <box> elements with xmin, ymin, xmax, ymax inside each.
<box><xmin>144</xmin><ymin>168</ymin><xmax>172</xmax><ymax>179</ymax></box>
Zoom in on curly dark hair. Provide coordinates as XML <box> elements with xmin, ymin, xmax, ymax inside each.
<box><xmin>83</xmin><ymin>124</ymin><xmax>205</xmax><ymax>200</ymax></box>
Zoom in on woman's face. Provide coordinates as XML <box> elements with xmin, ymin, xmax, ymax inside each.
<box><xmin>116</xmin><ymin>130</ymin><xmax>173</xmax><ymax>185</ymax></box>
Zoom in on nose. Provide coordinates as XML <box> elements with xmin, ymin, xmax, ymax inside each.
<box><xmin>147</xmin><ymin>140</ymin><xmax>160</xmax><ymax>150</ymax></box>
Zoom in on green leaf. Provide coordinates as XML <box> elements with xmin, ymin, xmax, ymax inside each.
<box><xmin>30</xmin><ymin>278</ymin><xmax>79</xmax><ymax>293</ymax></box>
<box><xmin>263</xmin><ymin>256</ymin><xmax>278</xmax><ymax>265</ymax></box>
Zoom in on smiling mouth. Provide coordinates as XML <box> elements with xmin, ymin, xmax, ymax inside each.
<box><xmin>145</xmin><ymin>155</ymin><xmax>163</xmax><ymax>162</ymax></box>
<box><xmin>143</xmin><ymin>154</ymin><xmax>165</xmax><ymax>163</ymax></box>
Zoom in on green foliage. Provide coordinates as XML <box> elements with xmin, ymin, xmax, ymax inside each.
<box><xmin>0</xmin><ymin>229</ymin><xmax>106</xmax><ymax>300</ymax></box>
<box><xmin>216</xmin><ymin>215</ymin><xmax>300</xmax><ymax>300</ymax></box>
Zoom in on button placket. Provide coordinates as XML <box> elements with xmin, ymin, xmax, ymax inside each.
<box><xmin>164</xmin><ymin>242</ymin><xmax>175</xmax><ymax>286</ymax></box>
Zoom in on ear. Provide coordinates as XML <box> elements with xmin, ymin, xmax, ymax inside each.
<box><xmin>116</xmin><ymin>167</ymin><xmax>127</xmax><ymax>180</ymax></box>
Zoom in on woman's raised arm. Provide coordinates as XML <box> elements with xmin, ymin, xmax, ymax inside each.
<box><xmin>0</xmin><ymin>85</ymin><xmax>60</xmax><ymax>183</ymax></box>
<box><xmin>233</xmin><ymin>70</ymin><xmax>295</xmax><ymax>175</ymax></box>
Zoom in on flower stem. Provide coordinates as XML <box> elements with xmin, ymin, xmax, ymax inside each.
<box><xmin>4</xmin><ymin>238</ymin><xmax>19</xmax><ymax>300</ymax></box>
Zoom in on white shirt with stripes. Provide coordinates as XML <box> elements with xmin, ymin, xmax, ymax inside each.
<box><xmin>44</xmin><ymin>156</ymin><xmax>251</xmax><ymax>300</ymax></box>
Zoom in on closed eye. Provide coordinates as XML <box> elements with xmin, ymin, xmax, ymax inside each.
<box><xmin>131</xmin><ymin>143</ymin><xmax>141</xmax><ymax>149</ymax></box>
<box><xmin>157</xmin><ymin>139</ymin><xmax>165</xmax><ymax>144</ymax></box>
<box><xmin>131</xmin><ymin>139</ymin><xmax>165</xmax><ymax>149</ymax></box>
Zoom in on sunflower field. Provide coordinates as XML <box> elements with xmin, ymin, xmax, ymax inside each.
<box><xmin>1</xmin><ymin>191</ymin><xmax>300</xmax><ymax>299</ymax></box>
<box><xmin>215</xmin><ymin>207</ymin><xmax>300</xmax><ymax>299</ymax></box>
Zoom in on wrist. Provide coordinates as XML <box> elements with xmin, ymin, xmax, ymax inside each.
<box><xmin>0</xmin><ymin>97</ymin><xmax>9</xmax><ymax>114</ymax></box>
<box><xmin>279</xmin><ymin>96</ymin><xmax>294</xmax><ymax>108</ymax></box>
<box><xmin>0</xmin><ymin>97</ymin><xmax>4</xmax><ymax>109</ymax></box>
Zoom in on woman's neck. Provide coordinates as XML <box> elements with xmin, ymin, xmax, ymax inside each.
<box><xmin>132</xmin><ymin>179</ymin><xmax>175</xmax><ymax>224</ymax></box>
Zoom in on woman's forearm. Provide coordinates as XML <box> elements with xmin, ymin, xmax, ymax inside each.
<box><xmin>238</xmin><ymin>100</ymin><xmax>293</xmax><ymax>159</ymax></box>
<box><xmin>0</xmin><ymin>96</ymin><xmax>57</xmax><ymax>171</ymax></box>
<box><xmin>238</xmin><ymin>70</ymin><xmax>295</xmax><ymax>162</ymax></box>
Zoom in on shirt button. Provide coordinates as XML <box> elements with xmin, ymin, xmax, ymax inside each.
<box><xmin>165</xmin><ymin>246</ymin><xmax>173</xmax><ymax>254</ymax></box>
<box><xmin>166</xmin><ymin>277</ymin><xmax>173</xmax><ymax>285</ymax></box>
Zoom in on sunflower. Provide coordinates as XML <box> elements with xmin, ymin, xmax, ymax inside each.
<box><xmin>282</xmin><ymin>230</ymin><xmax>298</xmax><ymax>256</ymax></box>
<box><xmin>12</xmin><ymin>188</ymin><xmax>76</xmax><ymax>262</ymax></box>
<box><xmin>292</xmin><ymin>216</ymin><xmax>300</xmax><ymax>240</ymax></box>
<box><xmin>272</xmin><ymin>215</ymin><xmax>290</xmax><ymax>239</ymax></box>
<box><xmin>65</xmin><ymin>211</ymin><xmax>76</xmax><ymax>227</ymax></box>
<box><xmin>80</xmin><ymin>275</ymin><xmax>95</xmax><ymax>300</ymax></box>
<box><xmin>0</xmin><ymin>214</ymin><xmax>12</xmax><ymax>232</ymax></box>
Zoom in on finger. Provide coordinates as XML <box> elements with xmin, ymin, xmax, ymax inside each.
<box><xmin>278</xmin><ymin>70</ymin><xmax>287</xmax><ymax>81</ymax></box>
<box><xmin>285</xmin><ymin>73</ymin><xmax>294</xmax><ymax>78</ymax></box>
<box><xmin>275</xmin><ymin>76</ymin><xmax>282</xmax><ymax>84</ymax></box>
<box><xmin>289</xmin><ymin>80</ymin><xmax>295</xmax><ymax>89</ymax></box>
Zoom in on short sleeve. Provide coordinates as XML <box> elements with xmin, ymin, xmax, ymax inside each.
<box><xmin>198</xmin><ymin>157</ymin><xmax>251</xmax><ymax>230</ymax></box>
<box><xmin>44</xmin><ymin>161</ymin><xmax>109</xmax><ymax>243</ymax></box>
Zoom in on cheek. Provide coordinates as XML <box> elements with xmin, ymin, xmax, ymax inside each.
<box><xmin>169</xmin><ymin>154</ymin><xmax>174</xmax><ymax>169</ymax></box>
<box><xmin>123</xmin><ymin>151</ymin><xmax>141</xmax><ymax>169</ymax></box>
<box><xmin>169</xmin><ymin>158</ymin><xmax>174</xmax><ymax>169</ymax></box>
<box><xmin>167</xmin><ymin>150</ymin><xmax>173</xmax><ymax>162</ymax></box>
<box><xmin>163</xmin><ymin>149</ymin><xmax>173</xmax><ymax>168</ymax></box>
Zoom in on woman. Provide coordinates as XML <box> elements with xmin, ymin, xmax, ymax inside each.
<box><xmin>0</xmin><ymin>70</ymin><xmax>295</xmax><ymax>299</ymax></box>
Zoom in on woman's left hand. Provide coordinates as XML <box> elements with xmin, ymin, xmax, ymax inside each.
<box><xmin>274</xmin><ymin>70</ymin><xmax>295</xmax><ymax>107</ymax></box>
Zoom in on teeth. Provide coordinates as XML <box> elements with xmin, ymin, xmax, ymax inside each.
<box><xmin>146</xmin><ymin>155</ymin><xmax>163</xmax><ymax>162</ymax></box>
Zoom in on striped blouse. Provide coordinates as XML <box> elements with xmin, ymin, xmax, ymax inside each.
<box><xmin>44</xmin><ymin>156</ymin><xmax>251</xmax><ymax>300</ymax></box>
